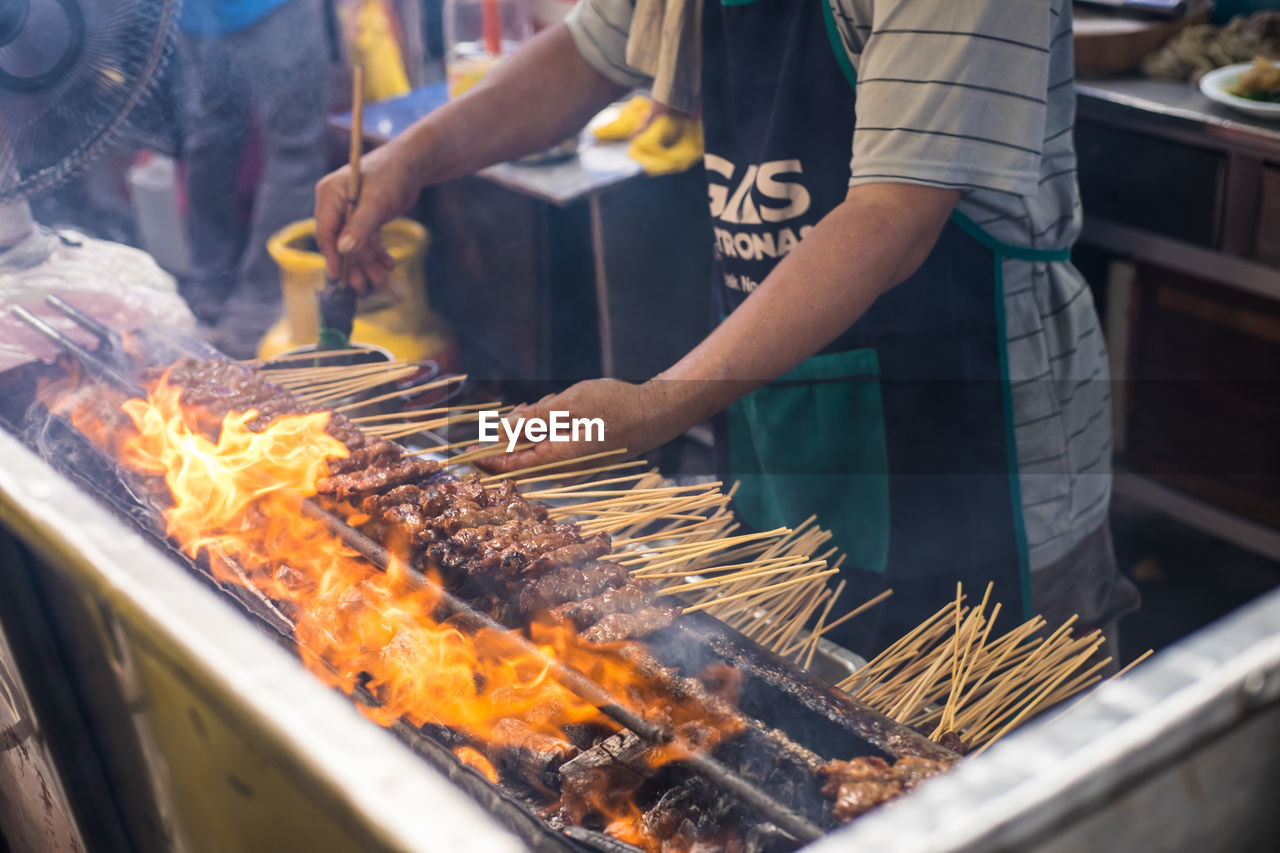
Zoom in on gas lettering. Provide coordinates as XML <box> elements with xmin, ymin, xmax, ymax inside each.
<box><xmin>705</xmin><ymin>155</ymin><xmax>811</xmax><ymax>224</ymax></box>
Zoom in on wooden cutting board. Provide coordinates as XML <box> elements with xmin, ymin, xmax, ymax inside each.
<box><xmin>1074</xmin><ymin>8</ymin><xmax>1211</xmax><ymax>75</ymax></box>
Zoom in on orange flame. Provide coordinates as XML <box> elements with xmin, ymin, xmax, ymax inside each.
<box><xmin>454</xmin><ymin>747</ymin><xmax>500</xmax><ymax>784</ymax></box>
<box><xmin>111</xmin><ymin>379</ymin><xmax>623</xmax><ymax>743</ymax></box>
<box><xmin>72</xmin><ymin>375</ymin><xmax>743</xmax><ymax>850</ymax></box>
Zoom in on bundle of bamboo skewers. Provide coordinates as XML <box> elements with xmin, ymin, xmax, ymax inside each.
<box><xmin>242</xmin><ymin>352</ymin><xmax>1149</xmax><ymax>752</ymax></box>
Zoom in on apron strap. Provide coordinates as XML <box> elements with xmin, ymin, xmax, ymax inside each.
<box><xmin>820</xmin><ymin>0</ymin><xmax>859</xmax><ymax>90</ymax></box>
<box><xmin>949</xmin><ymin>210</ymin><xmax>1072</xmax><ymax>263</ymax></box>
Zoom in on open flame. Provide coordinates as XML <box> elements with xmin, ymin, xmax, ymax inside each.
<box><xmin>81</xmin><ymin>375</ymin><xmax>742</xmax><ymax>850</ymax></box>
<box><xmin>115</xmin><ymin>379</ymin><xmax>620</xmax><ymax>741</ymax></box>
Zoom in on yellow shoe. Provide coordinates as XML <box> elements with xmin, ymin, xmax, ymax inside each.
<box><xmin>627</xmin><ymin>113</ymin><xmax>704</xmax><ymax>176</ymax></box>
<box><xmin>593</xmin><ymin>95</ymin><xmax>654</xmax><ymax>142</ymax></box>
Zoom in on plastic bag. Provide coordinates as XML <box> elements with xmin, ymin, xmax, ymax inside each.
<box><xmin>0</xmin><ymin>227</ymin><xmax>195</xmax><ymax>372</ymax></box>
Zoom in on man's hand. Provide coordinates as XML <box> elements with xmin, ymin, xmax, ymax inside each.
<box><xmin>315</xmin><ymin>139</ymin><xmax>423</xmax><ymax>293</ymax></box>
<box><xmin>313</xmin><ymin>24</ymin><xmax>625</xmax><ymax>296</ymax></box>
<box><xmin>478</xmin><ymin>379</ymin><xmax>695</xmax><ymax>475</ymax></box>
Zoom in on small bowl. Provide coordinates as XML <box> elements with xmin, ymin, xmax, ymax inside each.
<box><xmin>1199</xmin><ymin>63</ymin><xmax>1280</xmax><ymax>121</ymax></box>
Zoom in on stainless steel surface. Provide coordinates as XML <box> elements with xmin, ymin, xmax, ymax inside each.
<box><xmin>0</xmin><ymin>426</ymin><xmax>524</xmax><ymax>853</ymax></box>
<box><xmin>1076</xmin><ymin>77</ymin><xmax>1280</xmax><ymax>157</ymax></box>
<box><xmin>805</xmin><ymin>638</ymin><xmax>866</xmax><ymax>687</ymax></box>
<box><xmin>478</xmin><ymin>135</ymin><xmax>642</xmax><ymax>207</ymax></box>
<box><xmin>1075</xmin><ymin>0</ymin><xmax>1188</xmax><ymax>16</ymax></box>
<box><xmin>808</xmin><ymin>585</ymin><xmax>1280</xmax><ymax>852</ymax></box>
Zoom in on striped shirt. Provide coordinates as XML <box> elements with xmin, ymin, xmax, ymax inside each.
<box><xmin>567</xmin><ymin>0</ymin><xmax>1110</xmax><ymax>571</ymax></box>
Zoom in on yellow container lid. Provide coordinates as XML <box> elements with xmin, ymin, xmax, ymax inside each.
<box><xmin>267</xmin><ymin>218</ymin><xmax>429</xmax><ymax>271</ymax></box>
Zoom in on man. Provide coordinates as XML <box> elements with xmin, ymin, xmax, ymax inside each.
<box><xmin>179</xmin><ymin>0</ymin><xmax>332</xmax><ymax>355</ymax></box>
<box><xmin>315</xmin><ymin>0</ymin><xmax>1139</xmax><ymax>654</ymax></box>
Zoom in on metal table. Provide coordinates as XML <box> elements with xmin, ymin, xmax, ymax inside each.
<box><xmin>1074</xmin><ymin>76</ymin><xmax>1280</xmax><ymax>563</ymax></box>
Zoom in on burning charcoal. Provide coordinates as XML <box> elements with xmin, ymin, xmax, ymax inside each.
<box><xmin>643</xmin><ymin>781</ymin><xmax>705</xmax><ymax>839</ymax></box>
<box><xmin>743</xmin><ymin>824</ymin><xmax>798</xmax><ymax>853</ymax></box>
<box><xmin>563</xmin><ymin>827</ymin><xmax>648</xmax><ymax>853</ymax></box>
<box><xmin>487</xmin><ymin>718</ymin><xmax>579</xmax><ymax>790</ymax></box>
<box><xmin>642</xmin><ymin>778</ymin><xmax>743</xmax><ymax>853</ymax></box>
<box><xmin>558</xmin><ymin>732</ymin><xmax>655</xmax><ymax>826</ymax></box>
<box><xmin>560</xmin><ymin>723</ymin><xmax>614</xmax><ymax>751</ymax></box>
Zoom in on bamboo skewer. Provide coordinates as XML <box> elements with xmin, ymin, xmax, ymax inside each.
<box><xmin>617</xmin><ymin>528</ymin><xmax>790</xmax><ymax>565</ymax></box>
<box><xmin>780</xmin><ymin>586</ymin><xmax>890</xmax><ymax>658</ymax></box>
<box><xmin>1113</xmin><ymin>649</ymin><xmax>1153</xmax><ymax>679</ymax></box>
<box><xmin>445</xmin><ymin>441</ymin><xmax>537</xmax><ymax>467</ymax></box>
<box><xmin>522</xmin><ymin>473</ymin><xmax>656</xmax><ymax>497</ymax></box>
<box><xmin>540</xmin><ymin>483</ymin><xmax>723</xmax><ymax>510</ymax></box>
<box><xmin>243</xmin><ymin>347</ymin><xmax>370</xmax><ymax>364</ymax></box>
<box><xmin>772</xmin><ymin>585</ymin><xmax>828</xmax><ymax>656</ymax></box>
<box><xmin>362</xmin><ymin>408</ymin><xmax>513</xmax><ymax>440</ymax></box>
<box><xmin>350</xmin><ymin>401</ymin><xmax>499</xmax><ymax>424</ymax></box>
<box><xmin>971</xmin><ymin>642</ymin><xmax>1103</xmax><ymax>753</ymax></box>
<box><xmin>658</xmin><ymin>560</ymin><xmax>827</xmax><ymax>597</ymax></box>
<box><xmin>507</xmin><ymin>461</ymin><xmax>650</xmax><ymax>486</ymax></box>
<box><xmin>610</xmin><ymin>516</ymin><xmax>732</xmax><ymax>548</ymax></box>
<box><xmin>331</xmin><ymin>374</ymin><xmax>466</xmax><ymax>413</ymax></box>
<box><xmin>273</xmin><ymin>364</ymin><xmax>419</xmax><ymax>389</ymax></box>
<box><xmin>639</xmin><ymin>555</ymin><xmax>808</xmax><ymax>582</ymax></box>
<box><xmin>407</xmin><ymin>437</ymin><xmax>477</xmax><ymax>456</ymax></box>
<box><xmin>478</xmin><ymin>448</ymin><xmax>631</xmax><ymax>482</ymax></box>
<box><xmin>682</xmin><ymin>569</ymin><xmax>839</xmax><ymax>614</ymax></box>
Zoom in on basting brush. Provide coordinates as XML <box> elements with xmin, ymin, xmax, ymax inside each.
<box><xmin>318</xmin><ymin>64</ymin><xmax>365</xmax><ymax>351</ymax></box>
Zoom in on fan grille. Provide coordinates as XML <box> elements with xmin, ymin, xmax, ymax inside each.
<box><xmin>0</xmin><ymin>0</ymin><xmax>179</xmax><ymax>202</ymax></box>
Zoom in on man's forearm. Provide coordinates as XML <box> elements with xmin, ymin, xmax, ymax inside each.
<box><xmin>394</xmin><ymin>24</ymin><xmax>627</xmax><ymax>187</ymax></box>
<box><xmin>651</xmin><ymin>183</ymin><xmax>960</xmax><ymax>429</ymax></box>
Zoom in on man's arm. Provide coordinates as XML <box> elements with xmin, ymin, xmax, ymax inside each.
<box><xmin>316</xmin><ymin>24</ymin><xmax>627</xmax><ymax>288</ymax></box>
<box><xmin>483</xmin><ymin>182</ymin><xmax>960</xmax><ymax>472</ymax></box>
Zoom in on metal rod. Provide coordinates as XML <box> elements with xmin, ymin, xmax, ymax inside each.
<box><xmin>11</xmin><ymin>306</ymin><xmax>144</xmax><ymax>397</ymax></box>
<box><xmin>299</xmin><ymin>501</ymin><xmax>827</xmax><ymax>843</ymax></box>
<box><xmin>45</xmin><ymin>294</ymin><xmax>123</xmax><ymax>352</ymax></box>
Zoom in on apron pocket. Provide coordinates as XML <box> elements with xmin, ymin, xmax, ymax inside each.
<box><xmin>728</xmin><ymin>347</ymin><xmax>890</xmax><ymax>574</ymax></box>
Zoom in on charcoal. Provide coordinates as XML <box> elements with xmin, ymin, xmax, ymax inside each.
<box><xmin>558</xmin><ymin>732</ymin><xmax>655</xmax><ymax>826</ymax></box>
<box><xmin>488</xmin><ymin>718</ymin><xmax>579</xmax><ymax>789</ymax></box>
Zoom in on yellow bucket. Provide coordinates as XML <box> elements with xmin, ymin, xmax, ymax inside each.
<box><xmin>261</xmin><ymin>218</ymin><xmax>456</xmax><ymax>367</ymax></box>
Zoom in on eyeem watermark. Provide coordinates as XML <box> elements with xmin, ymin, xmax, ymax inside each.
<box><xmin>478</xmin><ymin>411</ymin><xmax>605</xmax><ymax>452</ymax></box>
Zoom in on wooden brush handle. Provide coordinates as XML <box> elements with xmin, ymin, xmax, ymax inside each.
<box><xmin>348</xmin><ymin>64</ymin><xmax>364</xmax><ymax>207</ymax></box>
<box><xmin>337</xmin><ymin>65</ymin><xmax>365</xmax><ymax>289</ymax></box>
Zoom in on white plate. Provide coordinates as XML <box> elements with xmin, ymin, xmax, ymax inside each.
<box><xmin>1199</xmin><ymin>63</ymin><xmax>1280</xmax><ymax>121</ymax></box>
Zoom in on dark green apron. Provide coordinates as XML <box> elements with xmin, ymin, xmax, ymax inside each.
<box><xmin>704</xmin><ymin>0</ymin><xmax>1069</xmax><ymax>650</ymax></box>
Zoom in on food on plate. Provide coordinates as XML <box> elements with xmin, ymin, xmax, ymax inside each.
<box><xmin>1231</xmin><ymin>57</ymin><xmax>1280</xmax><ymax>102</ymax></box>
